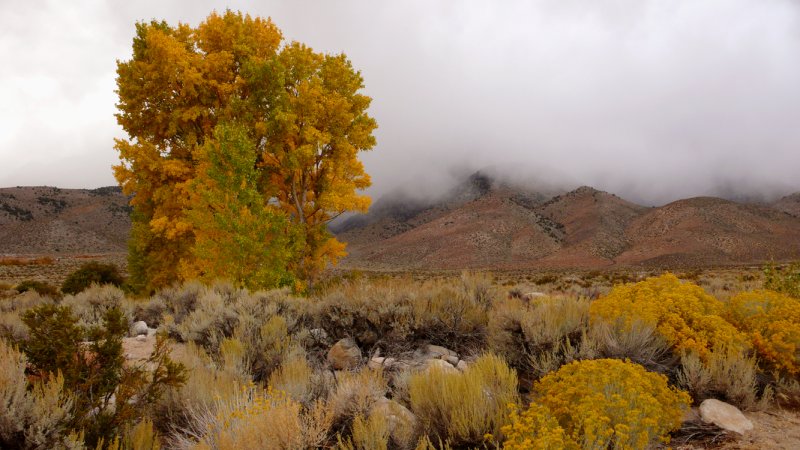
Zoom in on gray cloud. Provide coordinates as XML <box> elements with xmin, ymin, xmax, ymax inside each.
<box><xmin>1</xmin><ymin>0</ymin><xmax>799</xmax><ymax>204</ymax></box>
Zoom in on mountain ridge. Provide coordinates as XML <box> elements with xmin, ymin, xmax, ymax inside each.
<box><xmin>2</xmin><ymin>179</ymin><xmax>799</xmax><ymax>270</ymax></box>
<box><xmin>0</xmin><ymin>186</ymin><xmax>130</xmax><ymax>255</ymax></box>
<box><xmin>336</xmin><ymin>174</ymin><xmax>800</xmax><ymax>270</ymax></box>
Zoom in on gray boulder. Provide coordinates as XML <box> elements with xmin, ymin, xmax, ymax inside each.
<box><xmin>130</xmin><ymin>321</ymin><xmax>148</xmax><ymax>337</ymax></box>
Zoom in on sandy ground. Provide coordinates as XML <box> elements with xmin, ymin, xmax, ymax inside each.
<box><xmin>713</xmin><ymin>410</ymin><xmax>800</xmax><ymax>450</ymax></box>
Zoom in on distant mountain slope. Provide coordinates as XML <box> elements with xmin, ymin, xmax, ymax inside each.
<box><xmin>335</xmin><ymin>172</ymin><xmax>549</xmax><ymax>255</ymax></box>
<box><xmin>773</xmin><ymin>193</ymin><xmax>800</xmax><ymax>217</ymax></box>
<box><xmin>337</xmin><ymin>174</ymin><xmax>800</xmax><ymax>270</ymax></box>
<box><xmin>347</xmin><ymin>188</ymin><xmax>563</xmax><ymax>269</ymax></box>
<box><xmin>0</xmin><ymin>186</ymin><xmax>130</xmax><ymax>254</ymax></box>
<box><xmin>616</xmin><ymin>197</ymin><xmax>800</xmax><ymax>267</ymax></box>
<box><xmin>537</xmin><ymin>186</ymin><xmax>646</xmax><ymax>266</ymax></box>
<box><xmin>4</xmin><ymin>181</ymin><xmax>799</xmax><ymax>270</ymax></box>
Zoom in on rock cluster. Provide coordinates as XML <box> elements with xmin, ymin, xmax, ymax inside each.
<box><xmin>328</xmin><ymin>340</ymin><xmax>469</xmax><ymax>374</ymax></box>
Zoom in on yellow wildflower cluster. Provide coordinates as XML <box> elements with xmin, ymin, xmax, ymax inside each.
<box><xmin>502</xmin><ymin>402</ymin><xmax>576</xmax><ymax>450</ymax></box>
<box><xmin>509</xmin><ymin>359</ymin><xmax>690</xmax><ymax>450</ymax></box>
<box><xmin>726</xmin><ymin>290</ymin><xmax>800</xmax><ymax>374</ymax></box>
<box><xmin>590</xmin><ymin>274</ymin><xmax>749</xmax><ymax>359</ymax></box>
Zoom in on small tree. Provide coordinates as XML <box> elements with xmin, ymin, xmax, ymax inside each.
<box><xmin>15</xmin><ymin>280</ymin><xmax>61</xmax><ymax>298</ymax></box>
<box><xmin>21</xmin><ymin>304</ymin><xmax>185</xmax><ymax>446</ymax></box>
<box><xmin>61</xmin><ymin>261</ymin><xmax>124</xmax><ymax>295</ymax></box>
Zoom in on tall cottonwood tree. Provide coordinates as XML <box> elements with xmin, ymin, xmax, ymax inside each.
<box><xmin>114</xmin><ymin>10</ymin><xmax>376</xmax><ymax>293</ymax></box>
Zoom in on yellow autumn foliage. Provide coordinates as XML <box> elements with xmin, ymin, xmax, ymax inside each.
<box><xmin>115</xmin><ymin>10</ymin><xmax>377</xmax><ymax>293</ymax></box>
<box><xmin>502</xmin><ymin>402</ymin><xmax>577</xmax><ymax>450</ymax></box>
<box><xmin>589</xmin><ymin>273</ymin><xmax>749</xmax><ymax>359</ymax></box>
<box><xmin>523</xmin><ymin>359</ymin><xmax>690</xmax><ymax>450</ymax></box>
<box><xmin>726</xmin><ymin>289</ymin><xmax>800</xmax><ymax>374</ymax></box>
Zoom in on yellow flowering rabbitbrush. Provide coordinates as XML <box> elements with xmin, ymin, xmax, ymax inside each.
<box><xmin>502</xmin><ymin>402</ymin><xmax>577</xmax><ymax>450</ymax></box>
<box><xmin>726</xmin><ymin>290</ymin><xmax>800</xmax><ymax>374</ymax></box>
<box><xmin>524</xmin><ymin>359</ymin><xmax>690</xmax><ymax>450</ymax></box>
<box><xmin>589</xmin><ymin>274</ymin><xmax>748</xmax><ymax>359</ymax></box>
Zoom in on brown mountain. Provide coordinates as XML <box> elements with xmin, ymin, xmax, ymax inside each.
<box><xmin>773</xmin><ymin>193</ymin><xmax>800</xmax><ymax>217</ymax></box>
<box><xmin>342</xmin><ymin>187</ymin><xmax>563</xmax><ymax>270</ymax></box>
<box><xmin>3</xmin><ymin>180</ymin><xmax>799</xmax><ymax>271</ymax></box>
<box><xmin>616</xmin><ymin>197</ymin><xmax>800</xmax><ymax>267</ymax></box>
<box><xmin>536</xmin><ymin>186</ymin><xmax>646</xmax><ymax>267</ymax></box>
<box><xmin>0</xmin><ymin>186</ymin><xmax>130</xmax><ymax>255</ymax></box>
<box><xmin>334</xmin><ymin>172</ymin><xmax>550</xmax><ymax>264</ymax></box>
<box><xmin>337</xmin><ymin>176</ymin><xmax>800</xmax><ymax>270</ymax></box>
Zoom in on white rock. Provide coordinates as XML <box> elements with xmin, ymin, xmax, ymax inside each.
<box><xmin>456</xmin><ymin>360</ymin><xmax>469</xmax><ymax>372</ymax></box>
<box><xmin>442</xmin><ymin>355</ymin><xmax>458</xmax><ymax>365</ymax></box>
<box><xmin>310</xmin><ymin>328</ymin><xmax>329</xmax><ymax>342</ymax></box>
<box><xmin>699</xmin><ymin>399</ymin><xmax>753</xmax><ymax>435</ymax></box>
<box><xmin>427</xmin><ymin>345</ymin><xmax>457</xmax><ymax>358</ymax></box>
<box><xmin>136</xmin><ymin>334</ymin><xmax>147</xmax><ymax>342</ymax></box>
<box><xmin>426</xmin><ymin>358</ymin><xmax>459</xmax><ymax>374</ymax></box>
<box><xmin>130</xmin><ymin>321</ymin><xmax>148</xmax><ymax>337</ymax></box>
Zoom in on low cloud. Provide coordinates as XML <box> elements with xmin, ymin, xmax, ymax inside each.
<box><xmin>1</xmin><ymin>1</ymin><xmax>799</xmax><ymax>205</ymax></box>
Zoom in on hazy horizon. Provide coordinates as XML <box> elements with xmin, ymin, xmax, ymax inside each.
<box><xmin>2</xmin><ymin>0</ymin><xmax>799</xmax><ymax>205</ymax></box>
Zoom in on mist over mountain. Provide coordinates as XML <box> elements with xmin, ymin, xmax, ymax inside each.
<box><xmin>335</xmin><ymin>170</ymin><xmax>800</xmax><ymax>270</ymax></box>
<box><xmin>3</xmin><ymin>1</ymin><xmax>800</xmax><ymax>205</ymax></box>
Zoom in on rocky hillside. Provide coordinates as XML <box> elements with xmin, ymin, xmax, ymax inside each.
<box><xmin>337</xmin><ymin>174</ymin><xmax>800</xmax><ymax>270</ymax></box>
<box><xmin>773</xmin><ymin>193</ymin><xmax>800</xmax><ymax>217</ymax></box>
<box><xmin>537</xmin><ymin>186</ymin><xmax>646</xmax><ymax>267</ymax></box>
<box><xmin>616</xmin><ymin>197</ymin><xmax>800</xmax><ymax>267</ymax></box>
<box><xmin>0</xmin><ymin>186</ymin><xmax>130</xmax><ymax>255</ymax></box>
<box><xmin>3</xmin><ymin>179</ymin><xmax>799</xmax><ymax>271</ymax></box>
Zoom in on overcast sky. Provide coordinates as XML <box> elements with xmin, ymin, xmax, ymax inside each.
<box><xmin>1</xmin><ymin>0</ymin><xmax>799</xmax><ymax>205</ymax></box>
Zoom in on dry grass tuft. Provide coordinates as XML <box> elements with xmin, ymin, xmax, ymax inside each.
<box><xmin>328</xmin><ymin>368</ymin><xmax>388</xmax><ymax>423</ymax></box>
<box><xmin>173</xmin><ymin>386</ymin><xmax>333</xmax><ymax>450</ymax></box>
<box><xmin>337</xmin><ymin>413</ymin><xmax>390</xmax><ymax>450</ymax></box>
<box><xmin>677</xmin><ymin>347</ymin><xmax>769</xmax><ymax>410</ymax></box>
<box><xmin>0</xmin><ymin>339</ymin><xmax>74</xmax><ymax>448</ymax></box>
<box><xmin>489</xmin><ymin>294</ymin><xmax>595</xmax><ymax>381</ymax></box>
<box><xmin>267</xmin><ymin>349</ymin><xmax>320</xmax><ymax>405</ymax></box>
<box><xmin>408</xmin><ymin>353</ymin><xmax>518</xmax><ymax>447</ymax></box>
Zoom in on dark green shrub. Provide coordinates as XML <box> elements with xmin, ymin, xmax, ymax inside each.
<box><xmin>61</xmin><ymin>261</ymin><xmax>124</xmax><ymax>295</ymax></box>
<box><xmin>20</xmin><ymin>303</ymin><xmax>185</xmax><ymax>446</ymax></box>
<box><xmin>15</xmin><ymin>280</ymin><xmax>60</xmax><ymax>298</ymax></box>
<box><xmin>21</xmin><ymin>304</ymin><xmax>84</xmax><ymax>382</ymax></box>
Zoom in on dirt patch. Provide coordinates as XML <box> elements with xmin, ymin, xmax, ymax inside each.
<box><xmin>122</xmin><ymin>334</ymin><xmax>187</xmax><ymax>370</ymax></box>
<box><xmin>678</xmin><ymin>409</ymin><xmax>800</xmax><ymax>449</ymax></box>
